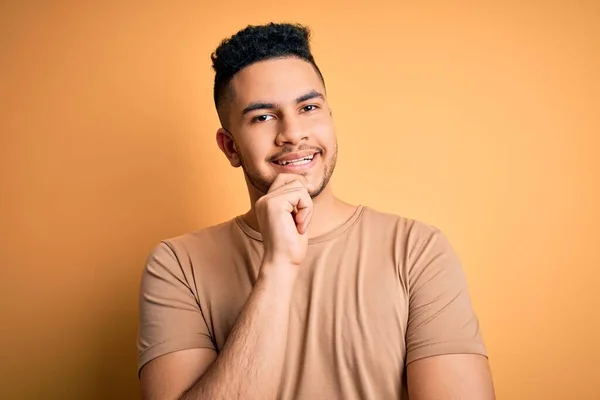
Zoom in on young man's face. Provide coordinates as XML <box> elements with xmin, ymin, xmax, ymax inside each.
<box><xmin>217</xmin><ymin>57</ymin><xmax>337</xmax><ymax>198</ymax></box>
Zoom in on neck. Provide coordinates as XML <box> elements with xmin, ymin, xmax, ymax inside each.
<box><xmin>242</xmin><ymin>183</ymin><xmax>357</xmax><ymax>239</ymax></box>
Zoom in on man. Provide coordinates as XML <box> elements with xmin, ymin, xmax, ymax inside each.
<box><xmin>137</xmin><ymin>22</ymin><xmax>495</xmax><ymax>399</ymax></box>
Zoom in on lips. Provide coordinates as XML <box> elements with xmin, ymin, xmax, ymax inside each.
<box><xmin>271</xmin><ymin>150</ymin><xmax>320</xmax><ymax>166</ymax></box>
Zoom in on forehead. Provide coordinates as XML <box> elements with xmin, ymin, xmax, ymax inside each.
<box><xmin>230</xmin><ymin>57</ymin><xmax>325</xmax><ymax>106</ymax></box>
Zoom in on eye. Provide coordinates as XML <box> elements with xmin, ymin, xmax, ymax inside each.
<box><xmin>301</xmin><ymin>104</ymin><xmax>319</xmax><ymax>113</ymax></box>
<box><xmin>251</xmin><ymin>114</ymin><xmax>274</xmax><ymax>123</ymax></box>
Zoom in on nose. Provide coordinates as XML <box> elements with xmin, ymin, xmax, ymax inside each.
<box><xmin>275</xmin><ymin>115</ymin><xmax>308</xmax><ymax>146</ymax></box>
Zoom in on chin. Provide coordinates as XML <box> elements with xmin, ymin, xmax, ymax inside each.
<box><xmin>307</xmin><ymin>180</ymin><xmax>328</xmax><ymax>199</ymax></box>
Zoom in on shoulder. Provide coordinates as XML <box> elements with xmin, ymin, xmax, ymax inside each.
<box><xmin>154</xmin><ymin>218</ymin><xmax>240</xmax><ymax>257</ymax></box>
<box><xmin>143</xmin><ymin>218</ymin><xmax>242</xmax><ymax>276</ymax></box>
<box><xmin>357</xmin><ymin>206</ymin><xmax>457</xmax><ymax>269</ymax></box>
<box><xmin>359</xmin><ymin>205</ymin><xmax>443</xmax><ymax>240</ymax></box>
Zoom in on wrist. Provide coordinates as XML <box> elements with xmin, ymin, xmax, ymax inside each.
<box><xmin>258</xmin><ymin>260</ymin><xmax>299</xmax><ymax>289</ymax></box>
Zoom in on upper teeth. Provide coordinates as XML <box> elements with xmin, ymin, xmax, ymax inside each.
<box><xmin>277</xmin><ymin>155</ymin><xmax>315</xmax><ymax>166</ymax></box>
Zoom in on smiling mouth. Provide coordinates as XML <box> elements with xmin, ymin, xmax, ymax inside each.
<box><xmin>274</xmin><ymin>154</ymin><xmax>316</xmax><ymax>166</ymax></box>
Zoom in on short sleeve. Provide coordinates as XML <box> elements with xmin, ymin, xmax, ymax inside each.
<box><xmin>137</xmin><ymin>241</ymin><xmax>216</xmax><ymax>376</ymax></box>
<box><xmin>405</xmin><ymin>226</ymin><xmax>487</xmax><ymax>364</ymax></box>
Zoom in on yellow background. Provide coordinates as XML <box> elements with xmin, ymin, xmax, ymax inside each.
<box><xmin>1</xmin><ymin>2</ymin><xmax>598</xmax><ymax>399</ymax></box>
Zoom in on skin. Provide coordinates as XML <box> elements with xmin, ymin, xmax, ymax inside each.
<box><xmin>216</xmin><ymin>56</ymin><xmax>357</xmax><ymax>238</ymax></box>
<box><xmin>139</xmin><ymin>56</ymin><xmax>496</xmax><ymax>399</ymax></box>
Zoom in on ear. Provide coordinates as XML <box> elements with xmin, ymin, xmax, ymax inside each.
<box><xmin>216</xmin><ymin>128</ymin><xmax>241</xmax><ymax>168</ymax></box>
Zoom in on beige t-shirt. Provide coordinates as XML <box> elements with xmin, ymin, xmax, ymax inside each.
<box><xmin>137</xmin><ymin>205</ymin><xmax>487</xmax><ymax>399</ymax></box>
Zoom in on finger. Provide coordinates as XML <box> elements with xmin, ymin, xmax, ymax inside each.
<box><xmin>287</xmin><ymin>189</ymin><xmax>313</xmax><ymax>233</ymax></box>
<box><xmin>264</xmin><ymin>182</ymin><xmax>309</xmax><ymax>207</ymax></box>
<box><xmin>270</xmin><ymin>185</ymin><xmax>311</xmax><ymax>215</ymax></box>
<box><xmin>274</xmin><ymin>185</ymin><xmax>312</xmax><ymax>211</ymax></box>
<box><xmin>264</xmin><ymin>184</ymin><xmax>313</xmax><ymax>233</ymax></box>
<box><xmin>296</xmin><ymin>207</ymin><xmax>313</xmax><ymax>235</ymax></box>
<box><xmin>268</xmin><ymin>173</ymin><xmax>310</xmax><ymax>193</ymax></box>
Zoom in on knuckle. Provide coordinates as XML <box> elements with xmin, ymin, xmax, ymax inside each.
<box><xmin>255</xmin><ymin>196</ymin><xmax>270</xmax><ymax>209</ymax></box>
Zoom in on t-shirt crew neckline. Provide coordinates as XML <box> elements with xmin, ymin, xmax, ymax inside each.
<box><xmin>235</xmin><ymin>205</ymin><xmax>365</xmax><ymax>245</ymax></box>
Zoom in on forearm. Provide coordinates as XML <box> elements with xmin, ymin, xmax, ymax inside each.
<box><xmin>181</xmin><ymin>264</ymin><xmax>296</xmax><ymax>400</ymax></box>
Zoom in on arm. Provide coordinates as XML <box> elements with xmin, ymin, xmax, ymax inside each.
<box><xmin>407</xmin><ymin>354</ymin><xmax>495</xmax><ymax>399</ymax></box>
<box><xmin>140</xmin><ymin>264</ymin><xmax>297</xmax><ymax>400</ymax></box>
<box><xmin>404</xmin><ymin>225</ymin><xmax>495</xmax><ymax>399</ymax></box>
<box><xmin>140</xmin><ymin>174</ymin><xmax>313</xmax><ymax>400</ymax></box>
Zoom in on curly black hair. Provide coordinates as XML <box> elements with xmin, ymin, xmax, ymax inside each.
<box><xmin>211</xmin><ymin>22</ymin><xmax>325</xmax><ymax>119</ymax></box>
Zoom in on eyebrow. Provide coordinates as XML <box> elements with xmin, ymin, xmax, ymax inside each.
<box><xmin>241</xmin><ymin>90</ymin><xmax>325</xmax><ymax>116</ymax></box>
